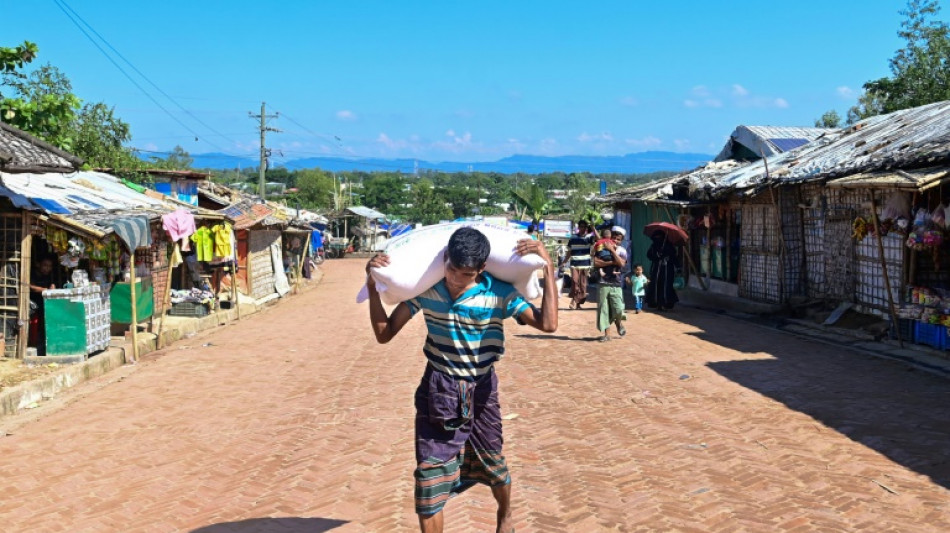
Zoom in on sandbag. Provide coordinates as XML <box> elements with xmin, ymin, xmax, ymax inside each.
<box><xmin>356</xmin><ymin>222</ymin><xmax>547</xmax><ymax>305</ymax></box>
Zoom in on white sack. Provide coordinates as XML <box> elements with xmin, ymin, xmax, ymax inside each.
<box><xmin>356</xmin><ymin>222</ymin><xmax>547</xmax><ymax>305</ymax></box>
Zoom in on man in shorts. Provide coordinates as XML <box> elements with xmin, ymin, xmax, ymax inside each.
<box><xmin>366</xmin><ymin>226</ymin><xmax>558</xmax><ymax>533</ymax></box>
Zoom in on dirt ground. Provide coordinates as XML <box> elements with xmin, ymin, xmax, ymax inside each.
<box><xmin>0</xmin><ymin>356</ymin><xmax>61</xmax><ymax>391</ymax></box>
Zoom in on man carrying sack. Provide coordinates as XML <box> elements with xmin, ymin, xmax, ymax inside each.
<box><xmin>365</xmin><ymin>226</ymin><xmax>558</xmax><ymax>533</ymax></box>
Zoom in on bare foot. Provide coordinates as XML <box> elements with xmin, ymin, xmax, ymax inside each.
<box><xmin>497</xmin><ymin>514</ymin><xmax>514</xmax><ymax>533</ymax></box>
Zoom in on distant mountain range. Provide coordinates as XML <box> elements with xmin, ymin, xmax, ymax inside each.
<box><xmin>185</xmin><ymin>150</ymin><xmax>714</xmax><ymax>175</ymax></box>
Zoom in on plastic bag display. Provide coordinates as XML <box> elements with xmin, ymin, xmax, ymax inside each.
<box><xmin>357</xmin><ymin>222</ymin><xmax>547</xmax><ymax>305</ymax></box>
<box><xmin>882</xmin><ymin>192</ymin><xmax>911</xmax><ymax>221</ymax></box>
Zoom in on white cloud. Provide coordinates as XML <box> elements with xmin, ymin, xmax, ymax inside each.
<box><xmin>454</xmin><ymin>109</ymin><xmax>475</xmax><ymax>119</ymax></box>
<box><xmin>335</xmin><ymin>110</ymin><xmax>357</xmax><ymax>121</ymax></box>
<box><xmin>619</xmin><ymin>96</ymin><xmax>638</xmax><ymax>107</ymax></box>
<box><xmin>578</xmin><ymin>131</ymin><xmax>614</xmax><ymax>143</ymax></box>
<box><xmin>143</xmin><ymin>142</ymin><xmax>158</xmax><ymax>151</ymax></box>
<box><xmin>837</xmin><ymin>86</ymin><xmax>855</xmax><ymax>99</ymax></box>
<box><xmin>685</xmin><ymin>84</ymin><xmax>787</xmax><ymax>109</ymax></box>
<box><xmin>673</xmin><ymin>139</ymin><xmax>692</xmax><ymax>150</ymax></box>
<box><xmin>624</xmin><ymin>136</ymin><xmax>662</xmax><ymax>149</ymax></box>
<box><xmin>377</xmin><ymin>133</ymin><xmax>395</xmax><ymax>148</ymax></box>
<box><xmin>445</xmin><ymin>129</ymin><xmax>455</xmax><ymax>137</ymax></box>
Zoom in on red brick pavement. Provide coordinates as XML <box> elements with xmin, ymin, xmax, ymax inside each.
<box><xmin>1</xmin><ymin>258</ymin><xmax>948</xmax><ymax>532</ymax></box>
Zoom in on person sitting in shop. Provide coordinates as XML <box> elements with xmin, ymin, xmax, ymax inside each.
<box><xmin>29</xmin><ymin>256</ymin><xmax>56</xmax><ymax>356</ymax></box>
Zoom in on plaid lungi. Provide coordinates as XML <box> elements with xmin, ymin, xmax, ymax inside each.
<box><xmin>413</xmin><ymin>365</ymin><xmax>509</xmax><ymax>516</ymax></box>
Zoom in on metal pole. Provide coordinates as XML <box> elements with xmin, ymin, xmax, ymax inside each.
<box><xmin>870</xmin><ymin>190</ymin><xmax>903</xmax><ymax>348</ymax></box>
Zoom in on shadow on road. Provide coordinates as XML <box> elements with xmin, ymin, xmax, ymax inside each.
<box><xmin>675</xmin><ymin>308</ymin><xmax>950</xmax><ymax>490</ymax></box>
<box><xmin>514</xmin><ymin>334</ymin><xmax>601</xmax><ymax>342</ymax></box>
<box><xmin>190</xmin><ymin>517</ymin><xmax>348</xmax><ymax>532</ymax></box>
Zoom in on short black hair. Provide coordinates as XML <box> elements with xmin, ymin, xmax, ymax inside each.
<box><xmin>447</xmin><ymin>227</ymin><xmax>490</xmax><ymax>269</ymax></box>
<box><xmin>527</xmin><ymin>224</ymin><xmax>537</xmax><ymax>232</ymax></box>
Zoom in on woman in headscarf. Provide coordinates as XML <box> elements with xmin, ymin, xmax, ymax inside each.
<box><xmin>645</xmin><ymin>230</ymin><xmax>680</xmax><ymax>310</ymax></box>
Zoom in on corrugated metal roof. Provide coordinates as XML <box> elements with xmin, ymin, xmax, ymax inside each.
<box><xmin>346</xmin><ymin>206</ymin><xmax>388</xmax><ymax>220</ymax></box>
<box><xmin>707</xmin><ymin>100</ymin><xmax>950</xmax><ymax>196</ymax></box>
<box><xmin>0</xmin><ymin>171</ymin><xmax>164</xmax><ymax>212</ymax></box>
<box><xmin>714</xmin><ymin>125</ymin><xmax>833</xmax><ymax>162</ymax></box>
<box><xmin>0</xmin><ymin>121</ymin><xmax>82</xmax><ymax>172</ymax></box>
<box><xmin>0</xmin><ymin>171</ymin><xmax>228</xmax><ymax>237</ymax></box>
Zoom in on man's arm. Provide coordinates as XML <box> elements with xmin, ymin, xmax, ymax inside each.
<box><xmin>366</xmin><ymin>254</ymin><xmax>414</xmax><ymax>343</ymax></box>
<box><xmin>514</xmin><ymin>239</ymin><xmax>558</xmax><ymax>333</ymax></box>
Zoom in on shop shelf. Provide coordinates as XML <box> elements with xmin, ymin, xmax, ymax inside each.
<box><xmin>913</xmin><ymin>322</ymin><xmax>948</xmax><ymax>350</ymax></box>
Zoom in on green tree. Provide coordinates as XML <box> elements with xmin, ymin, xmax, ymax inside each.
<box><xmin>73</xmin><ymin>102</ymin><xmax>141</xmax><ymax>171</ymax></box>
<box><xmin>1</xmin><ymin>64</ymin><xmax>81</xmax><ymax>151</ymax></box>
<box><xmin>295</xmin><ymin>169</ymin><xmax>334</xmax><ymax>209</ymax></box>
<box><xmin>0</xmin><ymin>41</ymin><xmax>37</xmax><ymax>82</ymax></box>
<box><xmin>853</xmin><ymin>0</ymin><xmax>950</xmax><ymax>121</ymax></box>
<box><xmin>813</xmin><ymin>110</ymin><xmax>842</xmax><ymax>128</ymax></box>
<box><xmin>149</xmin><ymin>145</ymin><xmax>193</xmax><ymax>170</ymax></box>
<box><xmin>361</xmin><ymin>174</ymin><xmax>407</xmax><ymax>214</ymax></box>
<box><xmin>408</xmin><ymin>179</ymin><xmax>451</xmax><ymax>224</ymax></box>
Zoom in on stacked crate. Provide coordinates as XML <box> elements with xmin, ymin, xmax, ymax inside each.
<box><xmin>43</xmin><ymin>271</ymin><xmax>111</xmax><ymax>354</ymax></box>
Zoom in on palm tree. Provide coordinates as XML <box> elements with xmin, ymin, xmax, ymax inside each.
<box><xmin>511</xmin><ymin>183</ymin><xmax>550</xmax><ymax>223</ymax></box>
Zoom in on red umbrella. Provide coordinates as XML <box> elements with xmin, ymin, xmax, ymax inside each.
<box><xmin>643</xmin><ymin>221</ymin><xmax>688</xmax><ymax>245</ymax></box>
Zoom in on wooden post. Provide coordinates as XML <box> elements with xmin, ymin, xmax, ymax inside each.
<box><xmin>705</xmin><ymin>211</ymin><xmax>712</xmax><ymax>278</ymax></box>
<box><xmin>155</xmin><ymin>242</ymin><xmax>178</xmax><ymax>349</ymax></box>
<box><xmin>870</xmin><ymin>189</ymin><xmax>903</xmax><ymax>348</ymax></box>
<box><xmin>725</xmin><ymin>207</ymin><xmax>733</xmax><ymax>282</ymax></box>
<box><xmin>128</xmin><ymin>246</ymin><xmax>139</xmax><ymax>362</ymax></box>
<box><xmin>769</xmin><ymin>187</ymin><xmax>788</xmax><ymax>303</ymax></box>
<box><xmin>294</xmin><ymin>235</ymin><xmax>310</xmax><ymax>295</ymax></box>
<box><xmin>18</xmin><ymin>212</ymin><xmax>33</xmax><ymax>359</ymax></box>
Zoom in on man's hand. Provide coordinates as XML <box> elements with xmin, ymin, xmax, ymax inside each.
<box><xmin>516</xmin><ymin>238</ymin><xmax>551</xmax><ymax>265</ymax></box>
<box><xmin>604</xmin><ymin>240</ymin><xmax>617</xmax><ymax>251</ymax></box>
<box><xmin>365</xmin><ymin>253</ymin><xmax>390</xmax><ymax>287</ymax></box>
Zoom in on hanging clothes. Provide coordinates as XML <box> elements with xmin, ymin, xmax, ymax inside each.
<box><xmin>211</xmin><ymin>223</ymin><xmax>233</xmax><ymax>258</ymax></box>
<box><xmin>162</xmin><ymin>209</ymin><xmax>196</xmax><ymax>252</ymax></box>
<box><xmin>191</xmin><ymin>226</ymin><xmax>214</xmax><ymax>262</ymax></box>
<box><xmin>162</xmin><ymin>209</ymin><xmax>196</xmax><ymax>241</ymax></box>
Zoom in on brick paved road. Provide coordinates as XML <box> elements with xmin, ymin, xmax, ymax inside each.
<box><xmin>1</xmin><ymin>258</ymin><xmax>949</xmax><ymax>532</ymax></box>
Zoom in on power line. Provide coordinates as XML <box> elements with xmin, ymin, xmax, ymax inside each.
<box><xmin>52</xmin><ymin>0</ymin><xmax>237</xmax><ymax>154</ymax></box>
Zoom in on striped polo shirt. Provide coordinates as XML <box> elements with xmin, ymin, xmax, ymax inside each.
<box><xmin>407</xmin><ymin>272</ymin><xmax>531</xmax><ymax>380</ymax></box>
<box><xmin>568</xmin><ymin>233</ymin><xmax>594</xmax><ymax>269</ymax></box>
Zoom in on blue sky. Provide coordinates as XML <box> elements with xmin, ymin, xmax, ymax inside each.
<box><xmin>7</xmin><ymin>1</ymin><xmax>913</xmax><ymax>164</ymax></box>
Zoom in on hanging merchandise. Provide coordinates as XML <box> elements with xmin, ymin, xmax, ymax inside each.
<box><xmin>851</xmin><ymin>216</ymin><xmax>869</xmax><ymax>241</ymax></box>
<box><xmin>46</xmin><ymin>227</ymin><xmax>69</xmax><ymax>254</ymax></box>
<box><xmin>882</xmin><ymin>192</ymin><xmax>911</xmax><ymax>221</ymax></box>
<box><xmin>933</xmin><ymin>203</ymin><xmax>947</xmax><ymax>229</ymax></box>
<box><xmin>211</xmin><ymin>222</ymin><xmax>233</xmax><ymax>258</ymax></box>
<box><xmin>67</xmin><ymin>237</ymin><xmax>86</xmax><ymax>258</ymax></box>
<box><xmin>192</xmin><ymin>226</ymin><xmax>214</xmax><ymax>261</ymax></box>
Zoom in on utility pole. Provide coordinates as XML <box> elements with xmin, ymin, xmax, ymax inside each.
<box><xmin>248</xmin><ymin>102</ymin><xmax>280</xmax><ymax>200</ymax></box>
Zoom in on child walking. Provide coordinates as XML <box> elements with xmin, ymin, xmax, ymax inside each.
<box><xmin>626</xmin><ymin>264</ymin><xmax>649</xmax><ymax>314</ymax></box>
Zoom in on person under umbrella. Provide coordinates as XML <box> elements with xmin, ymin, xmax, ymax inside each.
<box><xmin>645</xmin><ymin>230</ymin><xmax>680</xmax><ymax>310</ymax></box>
